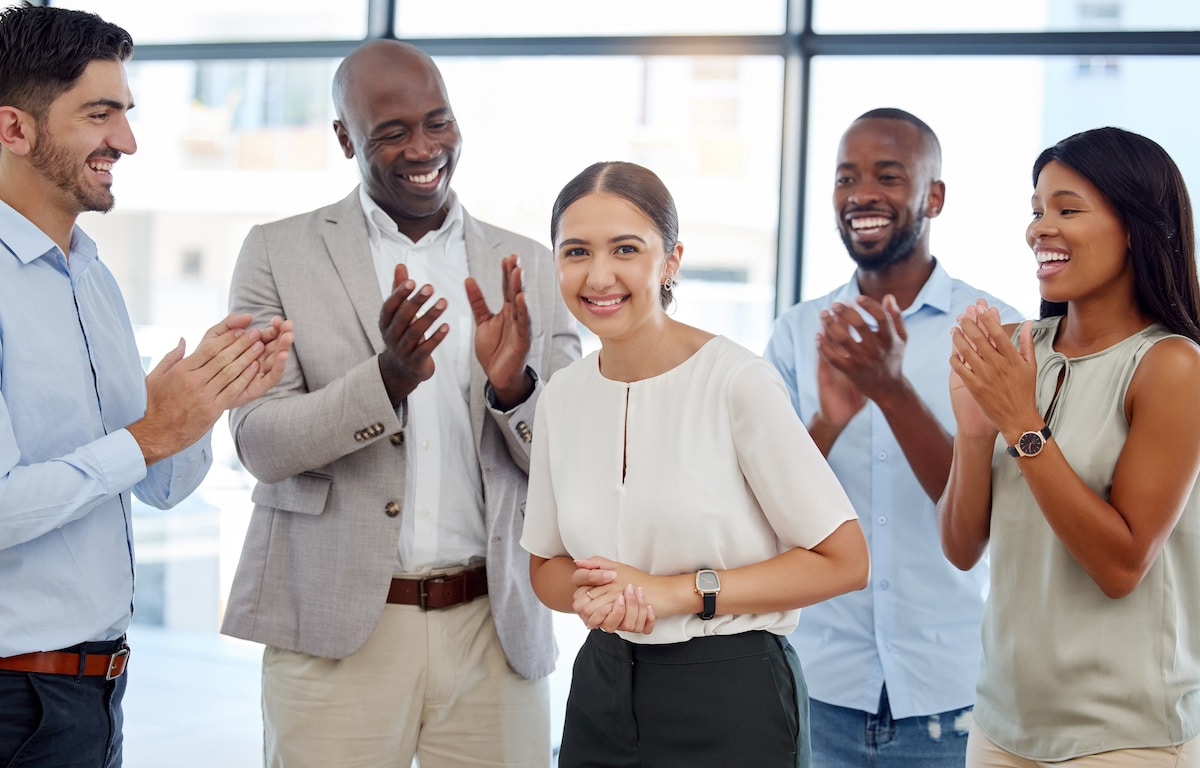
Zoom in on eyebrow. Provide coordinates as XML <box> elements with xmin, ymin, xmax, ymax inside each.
<box><xmin>78</xmin><ymin>98</ymin><xmax>133</xmax><ymax>113</ymax></box>
<box><xmin>1031</xmin><ymin>189</ymin><xmax>1087</xmax><ymax>204</ymax></box>
<box><xmin>836</xmin><ymin>160</ymin><xmax>906</xmax><ymax>173</ymax></box>
<box><xmin>371</xmin><ymin>107</ymin><xmax>453</xmax><ymax>134</ymax></box>
<box><xmin>559</xmin><ymin>234</ymin><xmax>648</xmax><ymax>247</ymax></box>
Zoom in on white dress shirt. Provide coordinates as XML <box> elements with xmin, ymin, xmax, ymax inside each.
<box><xmin>360</xmin><ymin>189</ymin><xmax>485</xmax><ymax>572</ymax></box>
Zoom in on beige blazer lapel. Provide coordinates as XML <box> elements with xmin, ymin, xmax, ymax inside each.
<box><xmin>322</xmin><ymin>189</ymin><xmax>387</xmax><ymax>355</ymax></box>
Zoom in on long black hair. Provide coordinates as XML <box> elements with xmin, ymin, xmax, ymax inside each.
<box><xmin>1033</xmin><ymin>127</ymin><xmax>1200</xmax><ymax>343</ymax></box>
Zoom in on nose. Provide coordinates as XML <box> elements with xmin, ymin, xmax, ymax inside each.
<box><xmin>1027</xmin><ymin>214</ymin><xmax>1055</xmax><ymax>246</ymax></box>
<box><xmin>403</xmin><ymin>127</ymin><xmax>441</xmax><ymax>162</ymax></box>
<box><xmin>586</xmin><ymin>255</ymin><xmax>615</xmax><ymax>291</ymax></box>
<box><xmin>847</xmin><ymin>180</ymin><xmax>881</xmax><ymax>206</ymax></box>
<box><xmin>108</xmin><ymin>112</ymin><xmax>137</xmax><ymax>156</ymax></box>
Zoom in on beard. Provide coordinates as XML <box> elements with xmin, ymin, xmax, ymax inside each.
<box><xmin>839</xmin><ymin>209</ymin><xmax>927</xmax><ymax>272</ymax></box>
<box><xmin>30</xmin><ymin>124</ymin><xmax>117</xmax><ymax>214</ymax></box>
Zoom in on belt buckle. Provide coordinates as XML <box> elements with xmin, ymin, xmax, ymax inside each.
<box><xmin>419</xmin><ymin>572</ymin><xmax>466</xmax><ymax>610</ymax></box>
<box><xmin>106</xmin><ymin>646</ymin><xmax>130</xmax><ymax>680</ymax></box>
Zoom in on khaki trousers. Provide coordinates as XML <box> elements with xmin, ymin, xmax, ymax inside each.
<box><xmin>967</xmin><ymin>727</ymin><xmax>1199</xmax><ymax>767</ymax></box>
<box><xmin>261</xmin><ymin>597</ymin><xmax>550</xmax><ymax>768</ymax></box>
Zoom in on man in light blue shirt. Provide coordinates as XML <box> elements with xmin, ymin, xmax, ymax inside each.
<box><xmin>0</xmin><ymin>6</ymin><xmax>291</xmax><ymax>766</ymax></box>
<box><xmin>765</xmin><ymin>108</ymin><xmax>1021</xmax><ymax>767</ymax></box>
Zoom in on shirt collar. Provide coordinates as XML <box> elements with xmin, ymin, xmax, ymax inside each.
<box><xmin>839</xmin><ymin>258</ymin><xmax>953</xmax><ymax>317</ymax></box>
<box><xmin>358</xmin><ymin>187</ymin><xmax>464</xmax><ymax>248</ymax></box>
<box><xmin>0</xmin><ymin>198</ymin><xmax>97</xmax><ymax>268</ymax></box>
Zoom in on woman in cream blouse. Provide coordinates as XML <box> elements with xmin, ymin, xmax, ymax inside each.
<box><xmin>522</xmin><ymin>161</ymin><xmax>869</xmax><ymax>768</ymax></box>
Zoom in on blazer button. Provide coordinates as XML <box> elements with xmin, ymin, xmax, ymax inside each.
<box><xmin>389</xmin><ymin>432</ymin><xmax>404</xmax><ymax>446</ymax></box>
<box><xmin>384</xmin><ymin>501</ymin><xmax>401</xmax><ymax>518</ymax></box>
<box><xmin>516</xmin><ymin>421</ymin><xmax>533</xmax><ymax>443</ymax></box>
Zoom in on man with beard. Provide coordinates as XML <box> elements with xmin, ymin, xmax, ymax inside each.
<box><xmin>0</xmin><ymin>5</ymin><xmax>292</xmax><ymax>766</ymax></box>
<box><xmin>220</xmin><ymin>39</ymin><xmax>579</xmax><ymax>767</ymax></box>
<box><xmin>764</xmin><ymin>108</ymin><xmax>1020</xmax><ymax>766</ymax></box>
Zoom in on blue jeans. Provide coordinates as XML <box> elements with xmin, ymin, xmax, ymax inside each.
<box><xmin>810</xmin><ymin>686</ymin><xmax>971</xmax><ymax>768</ymax></box>
<box><xmin>0</xmin><ymin>640</ymin><xmax>127</xmax><ymax>768</ymax></box>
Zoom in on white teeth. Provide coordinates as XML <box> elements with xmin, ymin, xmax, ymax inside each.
<box><xmin>1036</xmin><ymin>251</ymin><xmax>1070</xmax><ymax>263</ymax></box>
<box><xmin>406</xmin><ymin>170</ymin><xmax>438</xmax><ymax>184</ymax></box>
<box><xmin>89</xmin><ymin>162</ymin><xmax>112</xmax><ymax>172</ymax></box>
<box><xmin>850</xmin><ymin>216</ymin><xmax>890</xmax><ymax>230</ymax></box>
<box><xmin>586</xmin><ymin>297</ymin><xmax>623</xmax><ymax>307</ymax></box>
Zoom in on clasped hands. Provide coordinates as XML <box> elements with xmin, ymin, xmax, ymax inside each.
<box><xmin>814</xmin><ymin>294</ymin><xmax>907</xmax><ymax>429</ymax></box>
<box><xmin>571</xmin><ymin>557</ymin><xmax>656</xmax><ymax>635</ymax></box>
<box><xmin>378</xmin><ymin>254</ymin><xmax>532</xmax><ymax>408</ymax></box>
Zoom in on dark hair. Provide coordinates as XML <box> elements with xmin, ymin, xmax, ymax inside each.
<box><xmin>551</xmin><ymin>161</ymin><xmax>680</xmax><ymax>309</ymax></box>
<box><xmin>0</xmin><ymin>3</ymin><xmax>133</xmax><ymax>120</ymax></box>
<box><xmin>855</xmin><ymin>107</ymin><xmax>942</xmax><ymax>175</ymax></box>
<box><xmin>1033</xmin><ymin>127</ymin><xmax>1200</xmax><ymax>343</ymax></box>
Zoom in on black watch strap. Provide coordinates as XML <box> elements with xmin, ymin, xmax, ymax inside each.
<box><xmin>1006</xmin><ymin>425</ymin><xmax>1052</xmax><ymax>457</ymax></box>
<box><xmin>698</xmin><ymin>592</ymin><xmax>716</xmax><ymax>621</ymax></box>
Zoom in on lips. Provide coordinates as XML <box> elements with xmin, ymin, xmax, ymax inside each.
<box><xmin>1035</xmin><ymin>248</ymin><xmax>1070</xmax><ymax>278</ymax></box>
<box><xmin>402</xmin><ymin>166</ymin><xmax>443</xmax><ymax>186</ymax></box>
<box><xmin>843</xmin><ymin>210</ymin><xmax>893</xmax><ymax>244</ymax></box>
<box><xmin>581</xmin><ymin>295</ymin><xmax>628</xmax><ymax>315</ymax></box>
<box><xmin>87</xmin><ymin>153</ymin><xmax>118</xmax><ymax>178</ymax></box>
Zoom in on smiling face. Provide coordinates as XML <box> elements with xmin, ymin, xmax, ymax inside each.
<box><xmin>28</xmin><ymin>58</ymin><xmax>136</xmax><ymax>216</ymax></box>
<box><xmin>333</xmin><ymin>42</ymin><xmax>461</xmax><ymax>241</ymax></box>
<box><xmin>833</xmin><ymin>117</ymin><xmax>943</xmax><ymax>272</ymax></box>
<box><xmin>1028</xmin><ymin>160</ymin><xmax>1131</xmax><ymax>305</ymax></box>
<box><xmin>553</xmin><ymin>192</ymin><xmax>681</xmax><ymax>345</ymax></box>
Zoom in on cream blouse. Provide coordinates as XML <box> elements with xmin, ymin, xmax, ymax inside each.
<box><xmin>521</xmin><ymin>335</ymin><xmax>858</xmax><ymax>644</ymax></box>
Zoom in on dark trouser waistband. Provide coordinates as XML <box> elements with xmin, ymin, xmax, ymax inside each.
<box><xmin>586</xmin><ymin>628</ymin><xmax>789</xmax><ymax>664</ymax></box>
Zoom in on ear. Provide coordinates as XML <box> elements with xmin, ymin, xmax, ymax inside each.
<box><xmin>926</xmin><ymin>179</ymin><xmax>946</xmax><ymax>219</ymax></box>
<box><xmin>0</xmin><ymin>106</ymin><xmax>36</xmax><ymax>156</ymax></box>
<box><xmin>332</xmin><ymin>119</ymin><xmax>355</xmax><ymax>159</ymax></box>
<box><xmin>664</xmin><ymin>241</ymin><xmax>683</xmax><ymax>280</ymax></box>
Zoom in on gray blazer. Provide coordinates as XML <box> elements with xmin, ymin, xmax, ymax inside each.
<box><xmin>220</xmin><ymin>189</ymin><xmax>580</xmax><ymax>679</ymax></box>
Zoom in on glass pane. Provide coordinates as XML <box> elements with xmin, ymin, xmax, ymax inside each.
<box><xmin>82</xmin><ymin>53</ymin><xmax>781</xmax><ymax>766</ymax></box>
<box><xmin>50</xmin><ymin>0</ymin><xmax>367</xmax><ymax>43</ymax></box>
<box><xmin>814</xmin><ymin>0</ymin><xmax>1199</xmax><ymax>33</ymax></box>
<box><xmin>802</xmin><ymin>56</ymin><xmax>1200</xmax><ymax>320</ymax></box>
<box><xmin>398</xmin><ymin>0</ymin><xmax>786</xmax><ymax>37</ymax></box>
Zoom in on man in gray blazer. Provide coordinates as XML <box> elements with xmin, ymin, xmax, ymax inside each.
<box><xmin>221</xmin><ymin>40</ymin><xmax>580</xmax><ymax>767</ymax></box>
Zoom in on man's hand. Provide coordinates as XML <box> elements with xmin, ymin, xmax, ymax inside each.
<box><xmin>128</xmin><ymin>312</ymin><xmax>293</xmax><ymax>466</ymax></box>
<box><xmin>237</xmin><ymin>314</ymin><xmax>294</xmax><ymax>407</ymax></box>
<box><xmin>816</xmin><ymin>294</ymin><xmax>908</xmax><ymax>406</ymax></box>
<box><xmin>378</xmin><ymin>263</ymin><xmax>449</xmax><ymax>407</ymax></box>
<box><xmin>466</xmin><ymin>254</ymin><xmax>533</xmax><ymax>410</ymax></box>
<box><xmin>815</xmin><ymin>351</ymin><xmax>867</xmax><ymax>432</ymax></box>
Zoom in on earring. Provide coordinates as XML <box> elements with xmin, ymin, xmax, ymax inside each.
<box><xmin>663</xmin><ymin>276</ymin><xmax>675</xmax><ymax>292</ymax></box>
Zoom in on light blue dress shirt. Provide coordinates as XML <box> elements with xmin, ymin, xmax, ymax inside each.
<box><xmin>764</xmin><ymin>261</ymin><xmax>1022</xmax><ymax>719</ymax></box>
<box><xmin>0</xmin><ymin>200</ymin><xmax>211</xmax><ymax>656</ymax></box>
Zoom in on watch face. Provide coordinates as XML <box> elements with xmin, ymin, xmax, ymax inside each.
<box><xmin>696</xmin><ymin>570</ymin><xmax>720</xmax><ymax>592</ymax></box>
<box><xmin>1018</xmin><ymin>431</ymin><xmax>1044</xmax><ymax>456</ymax></box>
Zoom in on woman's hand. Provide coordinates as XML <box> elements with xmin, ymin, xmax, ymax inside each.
<box><xmin>572</xmin><ymin>558</ymin><xmax>657</xmax><ymax>635</ymax></box>
<box><xmin>950</xmin><ymin>301</ymin><xmax>1040</xmax><ymax>442</ymax></box>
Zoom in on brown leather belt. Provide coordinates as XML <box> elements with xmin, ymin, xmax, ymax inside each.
<box><xmin>0</xmin><ymin>643</ymin><xmax>130</xmax><ymax>680</ymax></box>
<box><xmin>387</xmin><ymin>564</ymin><xmax>488</xmax><ymax>610</ymax></box>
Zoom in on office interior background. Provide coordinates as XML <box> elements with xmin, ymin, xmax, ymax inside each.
<box><xmin>11</xmin><ymin>0</ymin><xmax>1200</xmax><ymax>764</ymax></box>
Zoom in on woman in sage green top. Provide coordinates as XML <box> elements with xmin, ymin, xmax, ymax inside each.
<box><xmin>938</xmin><ymin>127</ymin><xmax>1200</xmax><ymax>765</ymax></box>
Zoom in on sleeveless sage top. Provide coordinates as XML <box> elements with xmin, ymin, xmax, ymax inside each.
<box><xmin>975</xmin><ymin>317</ymin><xmax>1200</xmax><ymax>760</ymax></box>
